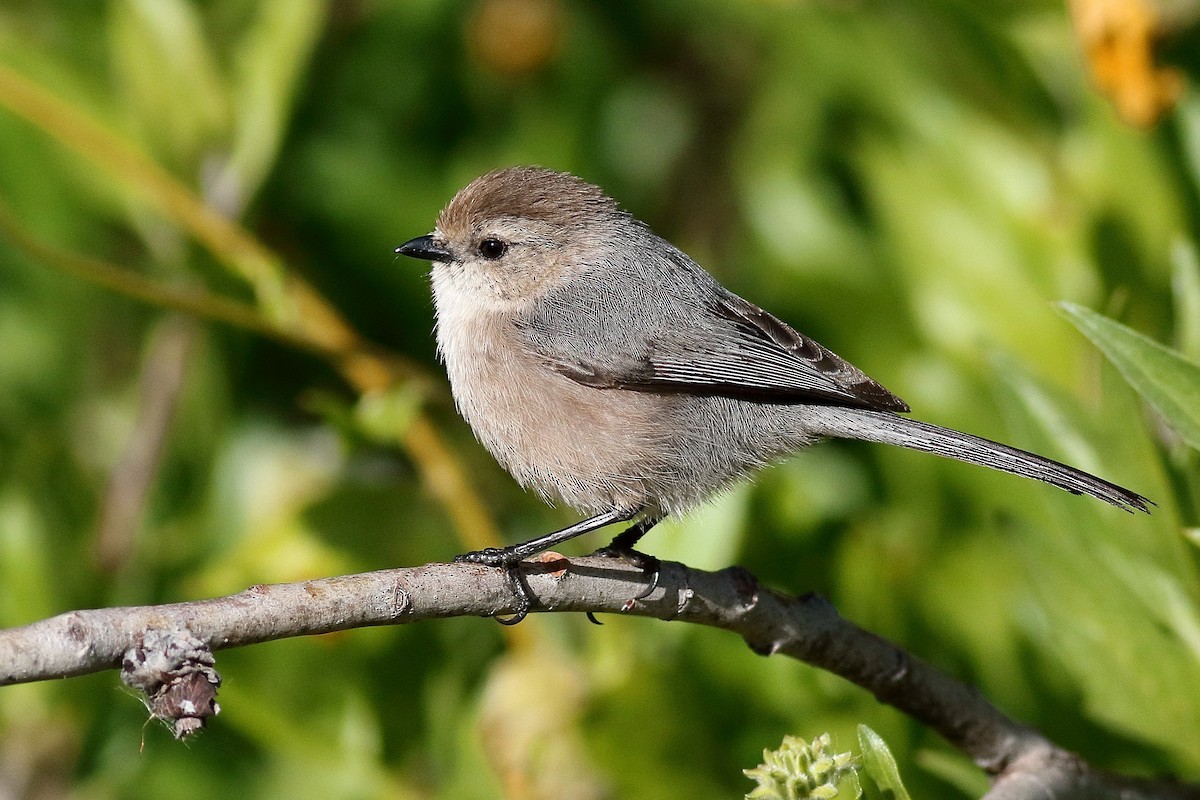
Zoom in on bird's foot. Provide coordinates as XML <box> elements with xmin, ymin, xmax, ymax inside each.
<box><xmin>591</xmin><ymin>545</ymin><xmax>661</xmax><ymax>600</ymax></box>
<box><xmin>453</xmin><ymin>547</ymin><xmax>512</xmax><ymax>567</ymax></box>
<box><xmin>454</xmin><ymin>548</ymin><xmax>533</xmax><ymax>625</ymax></box>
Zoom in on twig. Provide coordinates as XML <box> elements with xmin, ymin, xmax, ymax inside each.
<box><xmin>0</xmin><ymin>557</ymin><xmax>1194</xmax><ymax>798</ymax></box>
<box><xmin>93</xmin><ymin>315</ymin><xmax>197</xmax><ymax>572</ymax></box>
<box><xmin>0</xmin><ymin>201</ymin><xmax>338</xmax><ymax>361</ymax></box>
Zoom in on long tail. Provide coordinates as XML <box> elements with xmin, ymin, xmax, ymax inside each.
<box><xmin>802</xmin><ymin>407</ymin><xmax>1152</xmax><ymax>513</ymax></box>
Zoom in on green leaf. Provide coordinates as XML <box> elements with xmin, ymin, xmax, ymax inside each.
<box><xmin>857</xmin><ymin>726</ymin><xmax>911</xmax><ymax>800</ymax></box>
<box><xmin>1058</xmin><ymin>302</ymin><xmax>1200</xmax><ymax>451</ymax></box>
<box><xmin>225</xmin><ymin>0</ymin><xmax>324</xmax><ymax>207</ymax></box>
<box><xmin>108</xmin><ymin>0</ymin><xmax>229</xmax><ymax>166</ymax></box>
<box><xmin>1172</xmin><ymin>241</ymin><xmax>1200</xmax><ymax>361</ymax></box>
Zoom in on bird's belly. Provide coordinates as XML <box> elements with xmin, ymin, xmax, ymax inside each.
<box><xmin>443</xmin><ymin>336</ymin><xmax>667</xmax><ymax>514</ymax></box>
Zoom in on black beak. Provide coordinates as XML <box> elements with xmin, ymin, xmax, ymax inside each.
<box><xmin>396</xmin><ymin>234</ymin><xmax>452</xmax><ymax>263</ymax></box>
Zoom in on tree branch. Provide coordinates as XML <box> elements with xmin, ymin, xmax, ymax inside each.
<box><xmin>0</xmin><ymin>557</ymin><xmax>1195</xmax><ymax>799</ymax></box>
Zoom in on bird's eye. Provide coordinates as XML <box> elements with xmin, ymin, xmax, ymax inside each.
<box><xmin>478</xmin><ymin>238</ymin><xmax>507</xmax><ymax>260</ymax></box>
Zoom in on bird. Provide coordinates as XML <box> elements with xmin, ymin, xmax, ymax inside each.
<box><xmin>397</xmin><ymin>166</ymin><xmax>1151</xmax><ymax>623</ymax></box>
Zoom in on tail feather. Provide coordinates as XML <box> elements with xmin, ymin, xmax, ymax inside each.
<box><xmin>805</xmin><ymin>408</ymin><xmax>1152</xmax><ymax>513</ymax></box>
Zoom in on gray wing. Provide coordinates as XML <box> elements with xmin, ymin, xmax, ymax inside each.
<box><xmin>518</xmin><ymin>257</ymin><xmax>909</xmax><ymax>412</ymax></box>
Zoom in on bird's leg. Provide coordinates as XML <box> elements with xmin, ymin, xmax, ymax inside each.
<box><xmin>455</xmin><ymin>508</ymin><xmax>636</xmax><ymax>566</ymax></box>
<box><xmin>455</xmin><ymin>508</ymin><xmax>639</xmax><ymax>624</ymax></box>
<box><xmin>592</xmin><ymin>515</ymin><xmax>664</xmax><ymax>601</ymax></box>
<box><xmin>597</xmin><ymin>514</ymin><xmax>663</xmax><ymax>554</ymax></box>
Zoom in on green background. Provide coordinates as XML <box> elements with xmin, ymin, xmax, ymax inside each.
<box><xmin>1</xmin><ymin>1</ymin><xmax>1198</xmax><ymax>798</ymax></box>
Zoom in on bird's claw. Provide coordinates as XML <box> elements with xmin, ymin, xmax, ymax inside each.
<box><xmin>495</xmin><ymin>564</ymin><xmax>532</xmax><ymax>625</ymax></box>
<box><xmin>454</xmin><ymin>549</ymin><xmax>533</xmax><ymax>624</ymax></box>
<box><xmin>592</xmin><ymin>546</ymin><xmax>661</xmax><ymax>601</ymax></box>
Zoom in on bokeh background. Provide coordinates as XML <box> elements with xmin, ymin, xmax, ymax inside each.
<box><xmin>1</xmin><ymin>1</ymin><xmax>1199</xmax><ymax>798</ymax></box>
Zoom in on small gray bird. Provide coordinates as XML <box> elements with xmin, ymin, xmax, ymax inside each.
<box><xmin>398</xmin><ymin>166</ymin><xmax>1150</xmax><ymax>621</ymax></box>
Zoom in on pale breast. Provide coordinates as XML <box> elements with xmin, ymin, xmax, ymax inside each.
<box><xmin>435</xmin><ymin>299</ymin><xmax>668</xmax><ymax>514</ymax></box>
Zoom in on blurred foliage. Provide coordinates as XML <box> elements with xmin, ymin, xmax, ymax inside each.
<box><xmin>1</xmin><ymin>1</ymin><xmax>1199</xmax><ymax>799</ymax></box>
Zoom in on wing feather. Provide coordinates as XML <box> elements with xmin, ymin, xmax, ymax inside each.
<box><xmin>534</xmin><ymin>282</ymin><xmax>909</xmax><ymax>412</ymax></box>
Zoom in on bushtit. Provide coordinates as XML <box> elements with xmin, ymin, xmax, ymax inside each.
<box><xmin>398</xmin><ymin>166</ymin><xmax>1150</xmax><ymax>621</ymax></box>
